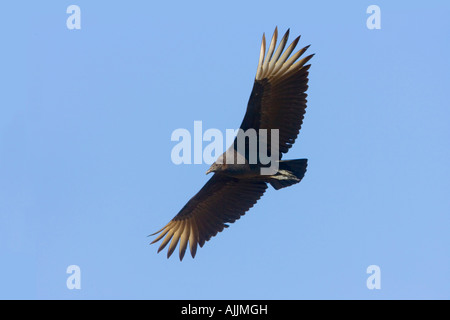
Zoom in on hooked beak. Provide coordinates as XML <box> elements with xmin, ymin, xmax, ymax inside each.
<box><xmin>206</xmin><ymin>168</ymin><xmax>214</xmax><ymax>175</ymax></box>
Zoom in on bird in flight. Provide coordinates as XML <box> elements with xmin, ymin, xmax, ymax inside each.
<box><xmin>150</xmin><ymin>27</ymin><xmax>314</xmax><ymax>260</ymax></box>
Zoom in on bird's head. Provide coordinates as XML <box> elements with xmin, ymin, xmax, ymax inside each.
<box><xmin>206</xmin><ymin>162</ymin><xmax>222</xmax><ymax>175</ymax></box>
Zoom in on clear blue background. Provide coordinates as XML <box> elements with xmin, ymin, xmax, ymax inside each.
<box><xmin>1</xmin><ymin>0</ymin><xmax>449</xmax><ymax>299</ymax></box>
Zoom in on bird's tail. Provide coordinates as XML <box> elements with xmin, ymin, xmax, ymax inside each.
<box><xmin>269</xmin><ymin>159</ymin><xmax>307</xmax><ymax>190</ymax></box>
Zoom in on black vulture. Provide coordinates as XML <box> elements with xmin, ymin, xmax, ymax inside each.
<box><xmin>150</xmin><ymin>27</ymin><xmax>314</xmax><ymax>260</ymax></box>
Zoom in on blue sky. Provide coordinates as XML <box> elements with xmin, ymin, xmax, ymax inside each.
<box><xmin>0</xmin><ymin>1</ymin><xmax>449</xmax><ymax>299</ymax></box>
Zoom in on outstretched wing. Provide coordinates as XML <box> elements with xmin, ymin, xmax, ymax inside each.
<box><xmin>239</xmin><ymin>27</ymin><xmax>314</xmax><ymax>158</ymax></box>
<box><xmin>150</xmin><ymin>174</ymin><xmax>268</xmax><ymax>260</ymax></box>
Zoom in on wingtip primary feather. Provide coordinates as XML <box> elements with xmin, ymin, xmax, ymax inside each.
<box><xmin>189</xmin><ymin>219</ymin><xmax>199</xmax><ymax>258</ymax></box>
<box><xmin>166</xmin><ymin>220</ymin><xmax>185</xmax><ymax>258</ymax></box>
<box><xmin>178</xmin><ymin>221</ymin><xmax>191</xmax><ymax>261</ymax></box>
<box><xmin>255</xmin><ymin>33</ymin><xmax>266</xmax><ymax>80</ymax></box>
<box><xmin>261</xmin><ymin>27</ymin><xmax>278</xmax><ymax>75</ymax></box>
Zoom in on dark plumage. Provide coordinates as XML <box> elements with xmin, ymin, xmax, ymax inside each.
<box><xmin>150</xmin><ymin>27</ymin><xmax>314</xmax><ymax>260</ymax></box>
